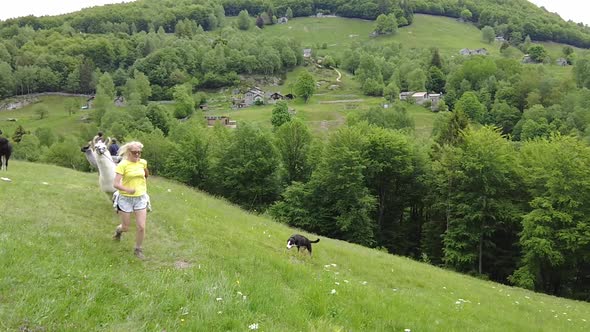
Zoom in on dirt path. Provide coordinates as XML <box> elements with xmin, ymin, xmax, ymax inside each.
<box><xmin>334</xmin><ymin>68</ymin><xmax>342</xmax><ymax>82</ymax></box>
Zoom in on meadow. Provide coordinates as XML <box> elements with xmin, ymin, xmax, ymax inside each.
<box><xmin>1</xmin><ymin>161</ymin><xmax>590</xmax><ymax>331</ymax></box>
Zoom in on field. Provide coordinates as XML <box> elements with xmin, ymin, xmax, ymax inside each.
<box><xmin>1</xmin><ymin>161</ymin><xmax>589</xmax><ymax>331</ymax></box>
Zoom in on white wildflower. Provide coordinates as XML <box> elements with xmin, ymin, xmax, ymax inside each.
<box><xmin>405</xmin><ymin>329</ymin><xmax>411</xmax><ymax>332</ymax></box>
<box><xmin>392</xmin><ymin>288</ymin><xmax>398</xmax><ymax>292</ymax></box>
<box><xmin>237</xmin><ymin>291</ymin><xmax>243</xmax><ymax>296</ymax></box>
<box><xmin>248</xmin><ymin>323</ymin><xmax>259</xmax><ymax>330</ymax></box>
<box><xmin>335</xmin><ymin>282</ymin><xmax>340</xmax><ymax>285</ymax></box>
<box><xmin>331</xmin><ymin>263</ymin><xmax>337</xmax><ymax>267</ymax></box>
<box><xmin>217</xmin><ymin>311</ymin><xmax>222</xmax><ymax>314</ymax></box>
<box><xmin>243</xmin><ymin>295</ymin><xmax>247</xmax><ymax>301</ymax></box>
<box><xmin>361</xmin><ymin>281</ymin><xmax>368</xmax><ymax>285</ymax></box>
<box><xmin>344</xmin><ymin>280</ymin><xmax>349</xmax><ymax>283</ymax></box>
<box><xmin>331</xmin><ymin>289</ymin><xmax>337</xmax><ymax>294</ymax></box>
<box><xmin>216</xmin><ymin>297</ymin><xmax>223</xmax><ymax>301</ymax></box>
<box><xmin>167</xmin><ymin>189</ymin><xmax>172</xmax><ymax>192</ymax></box>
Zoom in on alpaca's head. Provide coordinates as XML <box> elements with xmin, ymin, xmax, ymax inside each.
<box><xmin>94</xmin><ymin>141</ymin><xmax>110</xmax><ymax>156</ymax></box>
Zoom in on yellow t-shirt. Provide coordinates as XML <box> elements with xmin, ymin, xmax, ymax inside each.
<box><xmin>115</xmin><ymin>159</ymin><xmax>148</xmax><ymax>197</ymax></box>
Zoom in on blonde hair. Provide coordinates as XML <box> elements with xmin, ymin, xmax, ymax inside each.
<box><xmin>118</xmin><ymin>141</ymin><xmax>144</xmax><ymax>160</ymax></box>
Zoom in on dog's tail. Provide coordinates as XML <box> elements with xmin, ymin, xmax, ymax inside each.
<box><xmin>311</xmin><ymin>239</ymin><xmax>320</xmax><ymax>243</ymax></box>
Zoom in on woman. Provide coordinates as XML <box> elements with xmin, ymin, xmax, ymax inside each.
<box><xmin>112</xmin><ymin>141</ymin><xmax>149</xmax><ymax>259</ymax></box>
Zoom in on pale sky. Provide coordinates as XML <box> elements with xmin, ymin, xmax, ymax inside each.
<box><xmin>528</xmin><ymin>0</ymin><xmax>590</xmax><ymax>25</ymax></box>
<box><xmin>0</xmin><ymin>0</ymin><xmax>136</xmax><ymax>21</ymax></box>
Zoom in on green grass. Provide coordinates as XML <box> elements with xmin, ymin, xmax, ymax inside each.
<box><xmin>1</xmin><ymin>161</ymin><xmax>590</xmax><ymax>331</ymax></box>
<box><xmin>0</xmin><ymin>95</ymin><xmax>89</xmax><ymax>137</ymax></box>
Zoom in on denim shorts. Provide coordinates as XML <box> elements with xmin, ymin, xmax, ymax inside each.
<box><xmin>117</xmin><ymin>194</ymin><xmax>149</xmax><ymax>213</ymax></box>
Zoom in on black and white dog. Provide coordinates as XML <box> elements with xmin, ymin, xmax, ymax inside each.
<box><xmin>286</xmin><ymin>234</ymin><xmax>320</xmax><ymax>255</ymax></box>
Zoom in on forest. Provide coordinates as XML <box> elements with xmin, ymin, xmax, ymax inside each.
<box><xmin>1</xmin><ymin>0</ymin><xmax>590</xmax><ymax>301</ymax></box>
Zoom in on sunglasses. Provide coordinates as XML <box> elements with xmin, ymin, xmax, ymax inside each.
<box><xmin>130</xmin><ymin>150</ymin><xmax>142</xmax><ymax>155</ymax></box>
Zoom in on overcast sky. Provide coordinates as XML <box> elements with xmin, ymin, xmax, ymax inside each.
<box><xmin>0</xmin><ymin>0</ymin><xmax>588</xmax><ymax>26</ymax></box>
<box><xmin>0</xmin><ymin>1</ymin><xmax>136</xmax><ymax>20</ymax></box>
<box><xmin>528</xmin><ymin>0</ymin><xmax>590</xmax><ymax>25</ymax></box>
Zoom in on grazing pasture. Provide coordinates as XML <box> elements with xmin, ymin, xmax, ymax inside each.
<box><xmin>1</xmin><ymin>161</ymin><xmax>589</xmax><ymax>331</ymax></box>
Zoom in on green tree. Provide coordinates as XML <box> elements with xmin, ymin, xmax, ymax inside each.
<box><xmin>427</xmin><ymin>66</ymin><xmax>446</xmax><ymax>93</ymax></box>
<box><xmin>0</xmin><ymin>61</ymin><xmax>15</xmax><ymax>98</ymax></box>
<box><xmin>489</xmin><ymin>101</ymin><xmax>521</xmax><ymax>135</ymax></box>
<box><xmin>12</xmin><ymin>134</ymin><xmax>41</xmax><ymax>162</ymax></box>
<box><xmin>215</xmin><ymin>123</ymin><xmax>281</xmax><ymax>210</ymax></box>
<box><xmin>285</xmin><ymin>7</ymin><xmax>293</xmax><ymax>19</ymax></box>
<box><xmin>146</xmin><ymin>103</ymin><xmax>172</xmax><ymax>135</ymax></box>
<box><xmin>374</xmin><ymin>13</ymin><xmax>398</xmax><ymax>35</ymax></box>
<box><xmin>460</xmin><ymin>9</ymin><xmax>472</xmax><ymax>21</ymax></box>
<box><xmin>455</xmin><ymin>92</ymin><xmax>485</xmax><ymax>123</ymax></box>
<box><xmin>163</xmin><ymin>125</ymin><xmax>211</xmax><ymax>188</ymax></box>
<box><xmin>528</xmin><ymin>45</ymin><xmax>547</xmax><ymax>63</ymax></box>
<box><xmin>364</xmin><ymin>127</ymin><xmax>415</xmax><ymax>250</ymax></box>
<box><xmin>34</xmin><ymin>105</ymin><xmax>49</xmax><ymax>120</ymax></box>
<box><xmin>34</xmin><ymin>127</ymin><xmax>56</xmax><ymax>148</ymax></box>
<box><xmin>64</xmin><ymin>98</ymin><xmax>81</xmax><ymax>116</ymax></box>
<box><xmin>275</xmin><ymin>118</ymin><xmax>313</xmax><ymax>184</ymax></box>
<box><xmin>383</xmin><ymin>81</ymin><xmax>400</xmax><ymax>104</ymax></box>
<box><xmin>270</xmin><ymin>101</ymin><xmax>291</xmax><ymax>128</ymax></box>
<box><xmin>481</xmin><ymin>26</ymin><xmax>495</xmax><ymax>44</ymax></box>
<box><xmin>172</xmin><ymin>83</ymin><xmax>194</xmax><ymax>119</ymax></box>
<box><xmin>432</xmin><ymin>108</ymin><xmax>469</xmax><ymax>147</ymax></box>
<box><xmin>294</xmin><ymin>71</ymin><xmax>315</xmax><ymax>103</ymax></box>
<box><xmin>237</xmin><ymin>10</ymin><xmax>251</xmax><ymax>30</ymax></box>
<box><xmin>430</xmin><ymin>48</ymin><xmax>443</xmax><ymax>68</ymax></box>
<box><xmin>441</xmin><ymin>126</ymin><xmax>520</xmax><ymax>275</ymax></box>
<box><xmin>511</xmin><ymin>135</ymin><xmax>590</xmax><ymax>298</ymax></box>
<box><xmin>309</xmin><ymin>127</ymin><xmax>377</xmax><ymax>245</ymax></box>
<box><xmin>12</xmin><ymin>125</ymin><xmax>30</xmax><ymax>143</ymax></box>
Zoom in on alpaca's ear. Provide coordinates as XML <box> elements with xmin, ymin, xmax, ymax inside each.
<box><xmin>106</xmin><ymin>137</ymin><xmax>112</xmax><ymax>145</ymax></box>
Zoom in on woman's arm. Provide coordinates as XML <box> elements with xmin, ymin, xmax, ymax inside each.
<box><xmin>113</xmin><ymin>173</ymin><xmax>135</xmax><ymax>194</ymax></box>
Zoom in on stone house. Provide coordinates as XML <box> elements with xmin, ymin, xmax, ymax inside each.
<box><xmin>205</xmin><ymin>116</ymin><xmax>237</xmax><ymax>129</ymax></box>
<box><xmin>399</xmin><ymin>91</ymin><xmax>414</xmax><ymax>101</ymax></box>
<box><xmin>244</xmin><ymin>87</ymin><xmax>264</xmax><ymax>105</ymax></box>
<box><xmin>411</xmin><ymin>92</ymin><xmax>429</xmax><ymax>105</ymax></box>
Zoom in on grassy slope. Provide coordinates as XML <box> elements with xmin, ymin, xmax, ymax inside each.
<box><xmin>0</xmin><ymin>96</ymin><xmax>89</xmax><ymax>138</ymax></box>
<box><xmin>1</xmin><ymin>161</ymin><xmax>589</xmax><ymax>331</ymax></box>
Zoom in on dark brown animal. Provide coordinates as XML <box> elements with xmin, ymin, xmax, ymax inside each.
<box><xmin>0</xmin><ymin>137</ymin><xmax>12</xmax><ymax>171</ymax></box>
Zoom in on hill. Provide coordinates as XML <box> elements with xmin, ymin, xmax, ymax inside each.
<box><xmin>1</xmin><ymin>161</ymin><xmax>589</xmax><ymax>331</ymax></box>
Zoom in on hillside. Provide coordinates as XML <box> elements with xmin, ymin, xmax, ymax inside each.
<box><xmin>1</xmin><ymin>161</ymin><xmax>589</xmax><ymax>331</ymax></box>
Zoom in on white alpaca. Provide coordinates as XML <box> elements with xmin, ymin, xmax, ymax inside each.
<box><xmin>91</xmin><ymin>138</ymin><xmax>116</xmax><ymax>194</ymax></box>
